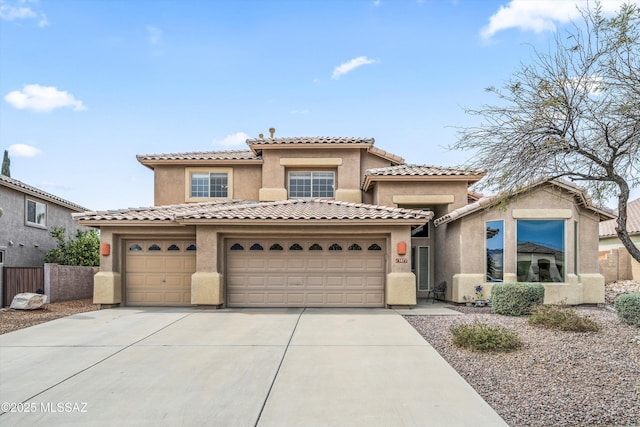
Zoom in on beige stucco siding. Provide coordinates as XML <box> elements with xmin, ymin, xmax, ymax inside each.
<box><xmin>153</xmin><ymin>164</ymin><xmax>261</xmax><ymax>205</ymax></box>
<box><xmin>374</xmin><ymin>181</ymin><xmax>469</xmax><ymax>210</ymax></box>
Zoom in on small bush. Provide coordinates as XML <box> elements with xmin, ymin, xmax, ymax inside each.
<box><xmin>450</xmin><ymin>322</ymin><xmax>522</xmax><ymax>352</ymax></box>
<box><xmin>528</xmin><ymin>304</ymin><xmax>599</xmax><ymax>332</ymax></box>
<box><xmin>614</xmin><ymin>293</ymin><xmax>640</xmax><ymax>327</ymax></box>
<box><xmin>491</xmin><ymin>282</ymin><xmax>545</xmax><ymax>316</ymax></box>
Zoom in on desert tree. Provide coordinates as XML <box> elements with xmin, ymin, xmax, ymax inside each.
<box><xmin>452</xmin><ymin>2</ymin><xmax>640</xmax><ymax>262</ymax></box>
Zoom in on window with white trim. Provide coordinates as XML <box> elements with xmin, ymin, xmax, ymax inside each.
<box><xmin>288</xmin><ymin>171</ymin><xmax>334</xmax><ymax>198</ymax></box>
<box><xmin>26</xmin><ymin>199</ymin><xmax>46</xmax><ymax>227</ymax></box>
<box><xmin>185</xmin><ymin>168</ymin><xmax>233</xmax><ymax>201</ymax></box>
<box><xmin>190</xmin><ymin>172</ymin><xmax>229</xmax><ymax>198</ymax></box>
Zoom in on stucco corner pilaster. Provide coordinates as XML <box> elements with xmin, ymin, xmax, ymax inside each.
<box><xmin>386</xmin><ymin>272</ymin><xmax>416</xmax><ymax>306</ymax></box>
<box><xmin>191</xmin><ymin>272</ymin><xmax>224</xmax><ymax>305</ymax></box>
<box><xmin>93</xmin><ymin>272</ymin><xmax>121</xmax><ymax>305</ymax></box>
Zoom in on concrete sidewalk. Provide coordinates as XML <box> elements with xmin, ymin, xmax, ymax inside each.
<box><xmin>0</xmin><ymin>307</ymin><xmax>507</xmax><ymax>426</ymax></box>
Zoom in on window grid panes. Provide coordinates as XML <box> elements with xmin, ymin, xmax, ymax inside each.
<box><xmin>289</xmin><ymin>172</ymin><xmax>334</xmax><ymax>198</ymax></box>
<box><xmin>191</xmin><ymin>172</ymin><xmax>228</xmax><ymax>198</ymax></box>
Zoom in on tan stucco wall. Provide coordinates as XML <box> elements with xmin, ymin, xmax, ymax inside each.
<box><xmin>374</xmin><ymin>181</ymin><xmax>469</xmax><ymax>210</ymax></box>
<box><xmin>153</xmin><ymin>164</ymin><xmax>261</xmax><ymax>205</ymax></box>
<box><xmin>439</xmin><ymin>185</ymin><xmax>606</xmax><ymax>304</ymax></box>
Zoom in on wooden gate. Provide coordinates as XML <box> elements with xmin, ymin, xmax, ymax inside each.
<box><xmin>2</xmin><ymin>267</ymin><xmax>44</xmax><ymax>307</ymax></box>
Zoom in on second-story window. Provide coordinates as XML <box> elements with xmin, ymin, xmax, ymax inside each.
<box><xmin>26</xmin><ymin>199</ymin><xmax>47</xmax><ymax>227</ymax></box>
<box><xmin>288</xmin><ymin>171</ymin><xmax>334</xmax><ymax>198</ymax></box>
<box><xmin>191</xmin><ymin>172</ymin><xmax>228</xmax><ymax>198</ymax></box>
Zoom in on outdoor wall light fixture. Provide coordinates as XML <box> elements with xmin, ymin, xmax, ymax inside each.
<box><xmin>397</xmin><ymin>241</ymin><xmax>407</xmax><ymax>255</ymax></box>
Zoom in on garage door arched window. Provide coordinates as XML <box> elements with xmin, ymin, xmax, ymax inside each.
<box><xmin>148</xmin><ymin>244</ymin><xmax>161</xmax><ymax>251</ymax></box>
<box><xmin>368</xmin><ymin>243</ymin><xmax>382</xmax><ymax>251</ymax></box>
<box><xmin>168</xmin><ymin>244</ymin><xmax>180</xmax><ymax>251</ymax></box>
<box><xmin>250</xmin><ymin>243</ymin><xmax>264</xmax><ymax>251</ymax></box>
<box><xmin>289</xmin><ymin>243</ymin><xmax>303</xmax><ymax>251</ymax></box>
<box><xmin>329</xmin><ymin>243</ymin><xmax>342</xmax><ymax>251</ymax></box>
<box><xmin>309</xmin><ymin>243</ymin><xmax>323</xmax><ymax>251</ymax></box>
<box><xmin>186</xmin><ymin>244</ymin><xmax>197</xmax><ymax>251</ymax></box>
<box><xmin>129</xmin><ymin>244</ymin><xmax>142</xmax><ymax>252</ymax></box>
<box><xmin>230</xmin><ymin>243</ymin><xmax>244</xmax><ymax>250</ymax></box>
<box><xmin>348</xmin><ymin>243</ymin><xmax>362</xmax><ymax>251</ymax></box>
<box><xmin>269</xmin><ymin>243</ymin><xmax>284</xmax><ymax>251</ymax></box>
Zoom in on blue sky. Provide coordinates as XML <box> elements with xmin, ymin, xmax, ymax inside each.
<box><xmin>2</xmin><ymin>0</ymin><xmax>638</xmax><ymax>211</ymax></box>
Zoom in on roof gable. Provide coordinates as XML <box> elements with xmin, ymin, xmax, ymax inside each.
<box><xmin>0</xmin><ymin>175</ymin><xmax>88</xmax><ymax>212</ymax></box>
<box><xmin>434</xmin><ymin>179</ymin><xmax>614</xmax><ymax>226</ymax></box>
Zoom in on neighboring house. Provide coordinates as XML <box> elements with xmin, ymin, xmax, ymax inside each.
<box><xmin>73</xmin><ymin>136</ymin><xmax>613</xmax><ymax>308</ymax></box>
<box><xmin>0</xmin><ymin>175</ymin><xmax>89</xmax><ymax>267</ymax></box>
<box><xmin>0</xmin><ymin>175</ymin><xmax>89</xmax><ymax>305</ymax></box>
<box><xmin>599</xmin><ymin>198</ymin><xmax>640</xmax><ymax>282</ymax></box>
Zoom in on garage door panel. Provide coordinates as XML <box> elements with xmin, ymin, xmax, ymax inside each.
<box><xmin>227</xmin><ymin>238</ymin><xmax>385</xmax><ymax>307</ymax></box>
<box><xmin>326</xmin><ymin>258</ymin><xmax>346</xmax><ymax>269</ymax></box>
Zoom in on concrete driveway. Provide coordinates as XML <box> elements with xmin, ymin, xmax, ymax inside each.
<box><xmin>0</xmin><ymin>308</ymin><xmax>507</xmax><ymax>426</ymax></box>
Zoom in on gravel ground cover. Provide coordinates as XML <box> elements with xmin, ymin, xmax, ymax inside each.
<box><xmin>0</xmin><ymin>299</ymin><xmax>100</xmax><ymax>335</ymax></box>
<box><xmin>406</xmin><ymin>292</ymin><xmax>640</xmax><ymax>427</ymax></box>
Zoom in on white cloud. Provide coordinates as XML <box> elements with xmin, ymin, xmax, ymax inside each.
<box><xmin>331</xmin><ymin>56</ymin><xmax>378</xmax><ymax>80</ymax></box>
<box><xmin>8</xmin><ymin>143</ymin><xmax>40</xmax><ymax>157</ymax></box>
<box><xmin>4</xmin><ymin>84</ymin><xmax>87</xmax><ymax>112</ymax></box>
<box><xmin>481</xmin><ymin>0</ymin><xmax>640</xmax><ymax>40</ymax></box>
<box><xmin>214</xmin><ymin>132</ymin><xmax>249</xmax><ymax>147</ymax></box>
<box><xmin>0</xmin><ymin>0</ymin><xmax>48</xmax><ymax>27</ymax></box>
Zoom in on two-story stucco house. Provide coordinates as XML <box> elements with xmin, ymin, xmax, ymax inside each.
<box><xmin>1</xmin><ymin>174</ymin><xmax>89</xmax><ymax>305</ymax></box>
<box><xmin>73</xmin><ymin>136</ymin><xmax>613</xmax><ymax>308</ymax></box>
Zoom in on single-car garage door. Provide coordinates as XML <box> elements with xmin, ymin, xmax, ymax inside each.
<box><xmin>226</xmin><ymin>238</ymin><xmax>386</xmax><ymax>307</ymax></box>
<box><xmin>125</xmin><ymin>240</ymin><xmax>196</xmax><ymax>306</ymax></box>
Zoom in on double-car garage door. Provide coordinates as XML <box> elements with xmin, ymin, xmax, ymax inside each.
<box><xmin>125</xmin><ymin>237</ymin><xmax>386</xmax><ymax>307</ymax></box>
<box><xmin>226</xmin><ymin>238</ymin><xmax>386</xmax><ymax>307</ymax></box>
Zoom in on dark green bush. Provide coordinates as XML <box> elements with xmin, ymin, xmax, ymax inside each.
<box><xmin>528</xmin><ymin>304</ymin><xmax>599</xmax><ymax>332</ymax></box>
<box><xmin>450</xmin><ymin>322</ymin><xmax>522</xmax><ymax>352</ymax></box>
<box><xmin>614</xmin><ymin>293</ymin><xmax>640</xmax><ymax>327</ymax></box>
<box><xmin>491</xmin><ymin>282</ymin><xmax>545</xmax><ymax>316</ymax></box>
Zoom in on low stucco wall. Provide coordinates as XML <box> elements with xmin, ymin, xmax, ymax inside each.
<box><xmin>451</xmin><ymin>273</ymin><xmax>605</xmax><ymax>305</ymax></box>
<box><xmin>44</xmin><ymin>263</ymin><xmax>98</xmax><ymax>303</ymax></box>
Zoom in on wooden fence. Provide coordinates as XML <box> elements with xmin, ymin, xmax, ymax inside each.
<box><xmin>2</xmin><ymin>267</ymin><xmax>44</xmax><ymax>307</ymax></box>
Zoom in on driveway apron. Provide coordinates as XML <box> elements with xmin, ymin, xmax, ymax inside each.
<box><xmin>0</xmin><ymin>307</ymin><xmax>507</xmax><ymax>426</ymax></box>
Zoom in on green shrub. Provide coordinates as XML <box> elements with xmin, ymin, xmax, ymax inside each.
<box><xmin>491</xmin><ymin>282</ymin><xmax>545</xmax><ymax>316</ymax></box>
<box><xmin>614</xmin><ymin>293</ymin><xmax>640</xmax><ymax>327</ymax></box>
<box><xmin>450</xmin><ymin>322</ymin><xmax>522</xmax><ymax>352</ymax></box>
<box><xmin>528</xmin><ymin>304</ymin><xmax>599</xmax><ymax>332</ymax></box>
